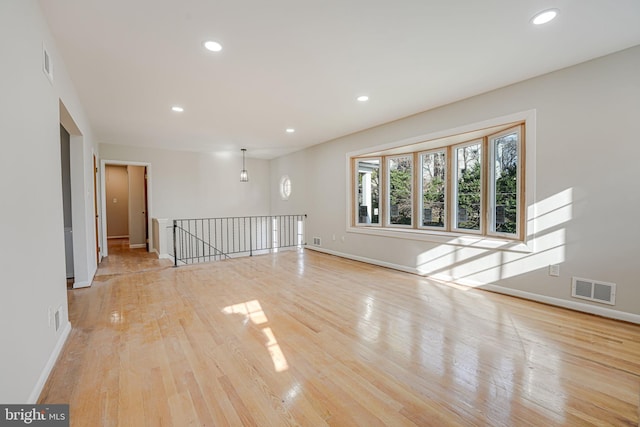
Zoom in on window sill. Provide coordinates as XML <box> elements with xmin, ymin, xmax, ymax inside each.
<box><xmin>347</xmin><ymin>226</ymin><xmax>533</xmax><ymax>253</ymax></box>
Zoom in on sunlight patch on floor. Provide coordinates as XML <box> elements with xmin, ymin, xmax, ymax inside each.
<box><xmin>222</xmin><ymin>300</ymin><xmax>289</xmax><ymax>372</ymax></box>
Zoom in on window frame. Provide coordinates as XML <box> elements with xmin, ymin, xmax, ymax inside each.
<box><xmin>385</xmin><ymin>154</ymin><xmax>414</xmax><ymax>228</ymax></box>
<box><xmin>353</xmin><ymin>157</ymin><xmax>382</xmax><ymax>227</ymax></box>
<box><xmin>487</xmin><ymin>125</ymin><xmax>524</xmax><ymax>240</ymax></box>
<box><xmin>418</xmin><ymin>148</ymin><xmax>448</xmax><ymax>231</ymax></box>
<box><xmin>451</xmin><ymin>139</ymin><xmax>484</xmax><ymax>235</ymax></box>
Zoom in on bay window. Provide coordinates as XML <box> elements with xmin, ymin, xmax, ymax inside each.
<box><xmin>352</xmin><ymin>123</ymin><xmax>524</xmax><ymax>241</ymax></box>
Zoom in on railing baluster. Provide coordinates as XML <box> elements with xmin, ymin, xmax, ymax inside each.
<box><xmin>173</xmin><ymin>220</ymin><xmax>177</xmax><ymax>267</ymax></box>
<box><xmin>249</xmin><ymin>217</ymin><xmax>253</xmax><ymax>256</ymax></box>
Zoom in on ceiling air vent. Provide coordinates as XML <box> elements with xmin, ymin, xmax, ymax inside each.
<box><xmin>572</xmin><ymin>277</ymin><xmax>616</xmax><ymax>305</ymax></box>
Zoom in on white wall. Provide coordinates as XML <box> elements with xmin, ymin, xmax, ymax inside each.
<box><xmin>271</xmin><ymin>45</ymin><xmax>640</xmax><ymax>320</ymax></box>
<box><xmin>0</xmin><ymin>0</ymin><xmax>99</xmax><ymax>402</ymax></box>
<box><xmin>270</xmin><ymin>149</ymin><xmax>309</xmax><ymax>217</ymax></box>
<box><xmin>99</xmin><ymin>144</ymin><xmax>271</xmax><ymax>219</ymax></box>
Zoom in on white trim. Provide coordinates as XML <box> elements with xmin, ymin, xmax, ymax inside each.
<box><xmin>129</xmin><ymin>244</ymin><xmax>146</xmax><ymax>249</ymax></box>
<box><xmin>72</xmin><ymin>264</ymin><xmax>96</xmax><ymax>289</ymax></box>
<box><xmin>306</xmin><ymin>246</ymin><xmax>420</xmax><ymax>275</ymax></box>
<box><xmin>345</xmin><ymin>109</ymin><xmax>537</xmax><ymax>248</ymax></box>
<box><xmin>481</xmin><ymin>284</ymin><xmax>639</xmax><ymax>325</ymax></box>
<box><xmin>107</xmin><ymin>235</ymin><xmax>129</xmax><ymax>239</ymax></box>
<box><xmin>347</xmin><ymin>110</ymin><xmax>535</xmax><ymax>158</ymax></box>
<box><xmin>305</xmin><ymin>247</ymin><xmax>640</xmax><ymax>325</ymax></box>
<box><xmin>72</xmin><ymin>280</ymin><xmax>91</xmax><ymax>289</ymax></box>
<box><xmin>27</xmin><ymin>321</ymin><xmax>71</xmax><ymax>403</ymax></box>
<box><xmin>347</xmin><ymin>225</ymin><xmax>533</xmax><ymax>253</ymax></box>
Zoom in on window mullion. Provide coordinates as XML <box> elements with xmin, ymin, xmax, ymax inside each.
<box><xmin>413</xmin><ymin>152</ymin><xmax>419</xmax><ymax>229</ymax></box>
<box><xmin>518</xmin><ymin>124</ymin><xmax>526</xmax><ymax>239</ymax></box>
<box><xmin>351</xmin><ymin>158</ymin><xmax>356</xmax><ymax>227</ymax></box>
<box><xmin>381</xmin><ymin>156</ymin><xmax>387</xmax><ymax>227</ymax></box>
<box><xmin>446</xmin><ymin>146</ymin><xmax>452</xmax><ymax>232</ymax></box>
<box><xmin>482</xmin><ymin>136</ymin><xmax>488</xmax><ymax>235</ymax></box>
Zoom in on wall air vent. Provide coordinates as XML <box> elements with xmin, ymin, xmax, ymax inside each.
<box><xmin>312</xmin><ymin>237</ymin><xmax>321</xmax><ymax>246</ymax></box>
<box><xmin>43</xmin><ymin>43</ymin><xmax>53</xmax><ymax>83</ymax></box>
<box><xmin>54</xmin><ymin>309</ymin><xmax>60</xmax><ymax>332</ymax></box>
<box><xmin>571</xmin><ymin>277</ymin><xmax>616</xmax><ymax>305</ymax></box>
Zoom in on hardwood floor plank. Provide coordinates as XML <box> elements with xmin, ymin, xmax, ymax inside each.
<box><xmin>38</xmin><ymin>247</ymin><xmax>640</xmax><ymax>426</ymax></box>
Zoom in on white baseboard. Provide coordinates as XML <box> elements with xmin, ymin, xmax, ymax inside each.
<box><xmin>72</xmin><ymin>265</ymin><xmax>96</xmax><ymax>289</ymax></box>
<box><xmin>480</xmin><ymin>284</ymin><xmax>640</xmax><ymax>324</ymax></box>
<box><xmin>158</xmin><ymin>254</ymin><xmax>173</xmax><ymax>261</ymax></box>
<box><xmin>72</xmin><ymin>280</ymin><xmax>91</xmax><ymax>289</ymax></box>
<box><xmin>154</xmin><ymin>248</ymin><xmax>173</xmax><ymax>261</ymax></box>
<box><xmin>305</xmin><ymin>247</ymin><xmax>640</xmax><ymax>325</ymax></box>
<box><xmin>28</xmin><ymin>321</ymin><xmax>71</xmax><ymax>403</ymax></box>
<box><xmin>129</xmin><ymin>244</ymin><xmax>146</xmax><ymax>249</ymax></box>
<box><xmin>107</xmin><ymin>235</ymin><xmax>129</xmax><ymax>239</ymax></box>
<box><xmin>307</xmin><ymin>246</ymin><xmax>420</xmax><ymax>275</ymax></box>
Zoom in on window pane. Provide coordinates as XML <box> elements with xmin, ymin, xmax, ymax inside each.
<box><xmin>356</xmin><ymin>159</ymin><xmax>380</xmax><ymax>224</ymax></box>
<box><xmin>389</xmin><ymin>156</ymin><xmax>412</xmax><ymax>225</ymax></box>
<box><xmin>492</xmin><ymin>132</ymin><xmax>518</xmax><ymax>234</ymax></box>
<box><xmin>421</xmin><ymin>151</ymin><xmax>446</xmax><ymax>227</ymax></box>
<box><xmin>455</xmin><ymin>143</ymin><xmax>482</xmax><ymax>230</ymax></box>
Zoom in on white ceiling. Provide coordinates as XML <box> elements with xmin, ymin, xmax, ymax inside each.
<box><xmin>40</xmin><ymin>0</ymin><xmax>640</xmax><ymax>159</ymax></box>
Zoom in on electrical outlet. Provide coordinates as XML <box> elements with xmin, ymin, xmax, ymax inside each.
<box><xmin>549</xmin><ymin>264</ymin><xmax>560</xmax><ymax>277</ymax></box>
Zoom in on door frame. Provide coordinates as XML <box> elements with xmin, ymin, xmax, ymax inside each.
<box><xmin>93</xmin><ymin>154</ymin><xmax>100</xmax><ymax>264</ymax></box>
<box><xmin>100</xmin><ymin>160</ymin><xmax>153</xmax><ymax>257</ymax></box>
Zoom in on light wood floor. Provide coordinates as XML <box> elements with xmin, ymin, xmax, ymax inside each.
<box><xmin>40</xmin><ymin>244</ymin><xmax>640</xmax><ymax>426</ymax></box>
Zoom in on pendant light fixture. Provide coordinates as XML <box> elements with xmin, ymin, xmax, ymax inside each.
<box><xmin>240</xmin><ymin>148</ymin><xmax>248</xmax><ymax>182</ymax></box>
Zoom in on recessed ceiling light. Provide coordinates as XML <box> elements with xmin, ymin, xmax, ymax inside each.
<box><xmin>357</xmin><ymin>95</ymin><xmax>369</xmax><ymax>102</ymax></box>
<box><xmin>171</xmin><ymin>106</ymin><xmax>184</xmax><ymax>112</ymax></box>
<box><xmin>532</xmin><ymin>9</ymin><xmax>559</xmax><ymax>25</ymax></box>
<box><xmin>286</xmin><ymin>128</ymin><xmax>295</xmax><ymax>133</ymax></box>
<box><xmin>203</xmin><ymin>40</ymin><xmax>223</xmax><ymax>52</ymax></box>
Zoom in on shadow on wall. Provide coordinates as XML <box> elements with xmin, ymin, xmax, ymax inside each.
<box><xmin>415</xmin><ymin>188</ymin><xmax>573</xmax><ymax>286</ymax></box>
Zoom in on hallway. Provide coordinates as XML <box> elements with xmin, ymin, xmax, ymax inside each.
<box><xmin>95</xmin><ymin>238</ymin><xmax>172</xmax><ymax>279</ymax></box>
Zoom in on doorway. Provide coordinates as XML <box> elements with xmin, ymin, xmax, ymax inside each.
<box><xmin>101</xmin><ymin>161</ymin><xmax>152</xmax><ymax>257</ymax></box>
<box><xmin>60</xmin><ymin>125</ymin><xmax>74</xmax><ymax>281</ymax></box>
